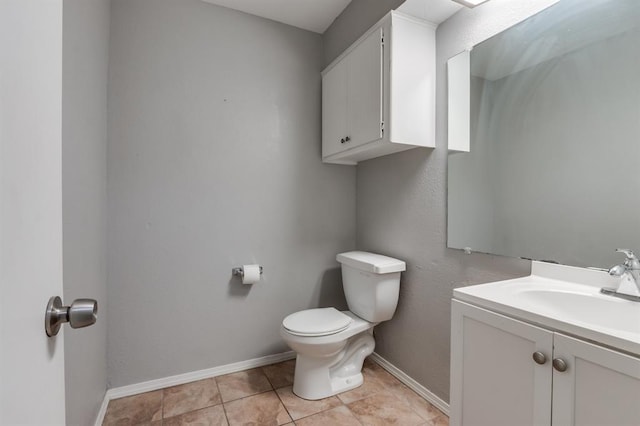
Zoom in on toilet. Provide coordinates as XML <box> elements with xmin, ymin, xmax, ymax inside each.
<box><xmin>280</xmin><ymin>251</ymin><xmax>406</xmax><ymax>400</ymax></box>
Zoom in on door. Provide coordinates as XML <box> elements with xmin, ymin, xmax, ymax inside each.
<box><xmin>450</xmin><ymin>300</ymin><xmax>553</xmax><ymax>426</ymax></box>
<box><xmin>552</xmin><ymin>333</ymin><xmax>640</xmax><ymax>426</ymax></box>
<box><xmin>347</xmin><ymin>27</ymin><xmax>383</xmax><ymax>149</ymax></box>
<box><xmin>1</xmin><ymin>0</ymin><xmax>66</xmax><ymax>424</ymax></box>
<box><xmin>322</xmin><ymin>58</ymin><xmax>348</xmax><ymax>158</ymax></box>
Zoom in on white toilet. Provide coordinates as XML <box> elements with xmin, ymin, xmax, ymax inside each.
<box><xmin>280</xmin><ymin>251</ymin><xmax>406</xmax><ymax>400</ymax></box>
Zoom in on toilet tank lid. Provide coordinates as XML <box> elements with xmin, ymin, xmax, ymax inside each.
<box><xmin>337</xmin><ymin>251</ymin><xmax>406</xmax><ymax>274</ymax></box>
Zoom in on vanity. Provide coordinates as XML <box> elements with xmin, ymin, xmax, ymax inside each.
<box><xmin>446</xmin><ymin>1</ymin><xmax>640</xmax><ymax>423</ymax></box>
<box><xmin>450</xmin><ymin>262</ymin><xmax>640</xmax><ymax>426</ymax></box>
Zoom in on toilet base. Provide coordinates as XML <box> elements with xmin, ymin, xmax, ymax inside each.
<box><xmin>292</xmin><ymin>331</ymin><xmax>375</xmax><ymax>400</ymax></box>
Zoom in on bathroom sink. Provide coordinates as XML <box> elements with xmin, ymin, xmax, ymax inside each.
<box><xmin>516</xmin><ymin>288</ymin><xmax>640</xmax><ymax>336</ymax></box>
<box><xmin>454</xmin><ymin>262</ymin><xmax>640</xmax><ymax>355</ymax></box>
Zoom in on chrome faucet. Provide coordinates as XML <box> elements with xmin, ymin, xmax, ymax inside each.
<box><xmin>601</xmin><ymin>249</ymin><xmax>640</xmax><ymax>302</ymax></box>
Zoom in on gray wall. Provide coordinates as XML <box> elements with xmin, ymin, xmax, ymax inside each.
<box><xmin>347</xmin><ymin>0</ymin><xmax>560</xmax><ymax>402</ymax></box>
<box><xmin>322</xmin><ymin>0</ymin><xmax>405</xmax><ymax>66</ymax></box>
<box><xmin>62</xmin><ymin>0</ymin><xmax>110</xmax><ymax>424</ymax></box>
<box><xmin>107</xmin><ymin>0</ymin><xmax>356</xmax><ymax>387</ymax></box>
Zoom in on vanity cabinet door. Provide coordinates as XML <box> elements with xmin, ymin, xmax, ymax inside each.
<box><xmin>551</xmin><ymin>333</ymin><xmax>640</xmax><ymax>426</ymax></box>
<box><xmin>451</xmin><ymin>300</ymin><xmax>553</xmax><ymax>426</ymax></box>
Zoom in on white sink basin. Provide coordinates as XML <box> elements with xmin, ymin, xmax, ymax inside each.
<box><xmin>517</xmin><ymin>288</ymin><xmax>640</xmax><ymax>335</ymax></box>
<box><xmin>454</xmin><ymin>262</ymin><xmax>640</xmax><ymax>355</ymax></box>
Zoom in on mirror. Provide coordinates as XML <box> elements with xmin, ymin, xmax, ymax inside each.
<box><xmin>447</xmin><ymin>0</ymin><xmax>640</xmax><ymax>269</ymax></box>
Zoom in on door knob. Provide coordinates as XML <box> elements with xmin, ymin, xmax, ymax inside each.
<box><xmin>532</xmin><ymin>351</ymin><xmax>547</xmax><ymax>365</ymax></box>
<box><xmin>45</xmin><ymin>296</ymin><xmax>98</xmax><ymax>337</ymax></box>
<box><xmin>552</xmin><ymin>358</ymin><xmax>568</xmax><ymax>372</ymax></box>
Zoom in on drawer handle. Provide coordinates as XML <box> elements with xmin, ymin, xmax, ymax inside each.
<box><xmin>340</xmin><ymin>138</ymin><xmax>345</xmax><ymax>143</ymax></box>
<box><xmin>553</xmin><ymin>358</ymin><xmax>568</xmax><ymax>372</ymax></box>
<box><xmin>345</xmin><ymin>136</ymin><xmax>351</xmax><ymax>142</ymax></box>
<box><xmin>532</xmin><ymin>351</ymin><xmax>547</xmax><ymax>365</ymax></box>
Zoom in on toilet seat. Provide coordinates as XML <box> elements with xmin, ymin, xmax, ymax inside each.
<box><xmin>282</xmin><ymin>308</ymin><xmax>352</xmax><ymax>337</ymax></box>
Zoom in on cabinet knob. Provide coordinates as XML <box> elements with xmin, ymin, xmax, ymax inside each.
<box><xmin>552</xmin><ymin>358</ymin><xmax>568</xmax><ymax>372</ymax></box>
<box><xmin>532</xmin><ymin>351</ymin><xmax>547</xmax><ymax>365</ymax></box>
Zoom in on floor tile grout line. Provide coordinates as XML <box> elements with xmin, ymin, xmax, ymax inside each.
<box><xmin>273</xmin><ymin>385</ymin><xmax>296</xmax><ymax>422</ymax></box>
<box><xmin>222</xmin><ymin>387</ymin><xmax>280</xmax><ymax>405</ymax></box>
<box><xmin>275</xmin><ymin>383</ymin><xmax>373</xmax><ymax>424</ymax></box>
<box><xmin>261</xmin><ymin>361</ymin><xmax>298</xmax><ymax>392</ymax></box>
<box><xmin>271</xmin><ymin>386</ymin><xmax>293</xmax><ymax>425</ymax></box>
<box><xmin>347</xmin><ymin>380</ymin><xmax>439</xmax><ymax>426</ymax></box>
<box><xmin>261</xmin><ymin>365</ymin><xmax>276</xmax><ymax>392</ymax></box>
<box><xmin>162</xmin><ymin>403</ymin><xmax>226</xmax><ymax>423</ymax></box>
<box><xmin>384</xmin><ymin>383</ymin><xmax>436</xmax><ymax>422</ymax></box>
<box><xmin>212</xmin><ymin>376</ymin><xmax>230</xmax><ymax>425</ymax></box>
<box><xmin>369</xmin><ymin>368</ymin><xmax>446</xmax><ymax>422</ymax></box>
<box><xmin>260</xmin><ymin>365</ymin><xmax>278</xmax><ymax>390</ymax></box>
<box><xmin>161</xmin><ymin>378</ymin><xmax>223</xmax><ymax>420</ymax></box>
<box><xmin>275</xmin><ymin>389</ymin><xmax>348</xmax><ymax>423</ymax></box>
<box><xmin>166</xmin><ymin>402</ymin><xmax>227</xmax><ymax>419</ymax></box>
<box><xmin>221</xmin><ymin>399</ymin><xmax>231</xmax><ymax>426</ymax></box>
<box><xmin>222</xmin><ymin>388</ymin><xmax>293</xmax><ymax>426</ymax></box>
<box><xmin>348</xmin><ymin>404</ymin><xmax>366</xmax><ymax>426</ymax></box>
<box><xmin>218</xmin><ymin>367</ymin><xmax>274</xmax><ymax>404</ymax></box>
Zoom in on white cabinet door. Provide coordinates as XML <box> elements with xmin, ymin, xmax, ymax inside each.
<box><xmin>451</xmin><ymin>301</ymin><xmax>553</xmax><ymax>426</ymax></box>
<box><xmin>322</xmin><ymin>58</ymin><xmax>348</xmax><ymax>157</ymax></box>
<box><xmin>321</xmin><ymin>12</ymin><xmax>434</xmax><ymax>164</ymax></box>
<box><xmin>552</xmin><ymin>333</ymin><xmax>640</xmax><ymax>426</ymax></box>
<box><xmin>0</xmin><ymin>0</ymin><xmax>67</xmax><ymax>424</ymax></box>
<box><xmin>347</xmin><ymin>27</ymin><xmax>383</xmax><ymax>149</ymax></box>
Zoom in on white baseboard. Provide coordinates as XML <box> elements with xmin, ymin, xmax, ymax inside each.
<box><xmin>370</xmin><ymin>352</ymin><xmax>450</xmax><ymax>416</ymax></box>
<box><xmin>94</xmin><ymin>351</ymin><xmax>296</xmax><ymax>426</ymax></box>
<box><xmin>94</xmin><ymin>393</ymin><xmax>110</xmax><ymax>426</ymax></box>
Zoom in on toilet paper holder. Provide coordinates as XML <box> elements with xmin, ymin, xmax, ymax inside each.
<box><xmin>232</xmin><ymin>265</ymin><xmax>263</xmax><ymax>277</ymax></box>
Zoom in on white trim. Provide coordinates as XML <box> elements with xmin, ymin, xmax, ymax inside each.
<box><xmin>447</xmin><ymin>50</ymin><xmax>471</xmax><ymax>153</ymax></box>
<box><xmin>94</xmin><ymin>351</ymin><xmax>296</xmax><ymax>426</ymax></box>
<box><xmin>94</xmin><ymin>392</ymin><xmax>110</xmax><ymax>426</ymax></box>
<box><xmin>370</xmin><ymin>352</ymin><xmax>450</xmax><ymax>415</ymax></box>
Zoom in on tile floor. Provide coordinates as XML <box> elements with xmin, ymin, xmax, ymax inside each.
<box><xmin>102</xmin><ymin>357</ymin><xmax>449</xmax><ymax>425</ymax></box>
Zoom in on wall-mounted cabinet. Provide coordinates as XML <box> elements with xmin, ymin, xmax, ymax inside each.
<box><xmin>321</xmin><ymin>11</ymin><xmax>435</xmax><ymax>165</ymax></box>
<box><xmin>451</xmin><ymin>300</ymin><xmax>640</xmax><ymax>426</ymax></box>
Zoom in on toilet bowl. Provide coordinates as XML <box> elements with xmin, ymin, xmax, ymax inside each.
<box><xmin>280</xmin><ymin>251</ymin><xmax>405</xmax><ymax>400</ymax></box>
<box><xmin>280</xmin><ymin>309</ymin><xmax>376</xmax><ymax>400</ymax></box>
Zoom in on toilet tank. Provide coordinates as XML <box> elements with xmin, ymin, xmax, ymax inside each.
<box><xmin>336</xmin><ymin>251</ymin><xmax>406</xmax><ymax>322</ymax></box>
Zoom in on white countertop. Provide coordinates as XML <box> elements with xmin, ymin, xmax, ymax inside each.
<box><xmin>453</xmin><ymin>261</ymin><xmax>640</xmax><ymax>355</ymax></box>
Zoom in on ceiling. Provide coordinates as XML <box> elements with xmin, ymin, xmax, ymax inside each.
<box><xmin>201</xmin><ymin>0</ymin><xmax>352</xmax><ymax>34</ymax></box>
<box><xmin>201</xmin><ymin>0</ymin><xmax>462</xmax><ymax>34</ymax></box>
<box><xmin>397</xmin><ymin>0</ymin><xmax>462</xmax><ymax>25</ymax></box>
